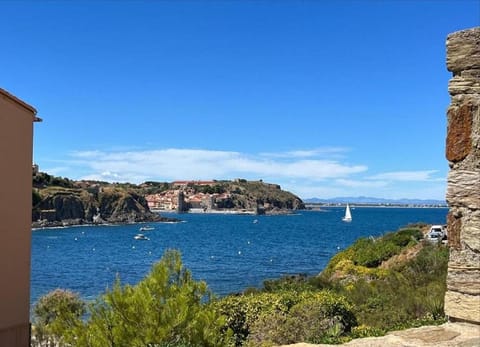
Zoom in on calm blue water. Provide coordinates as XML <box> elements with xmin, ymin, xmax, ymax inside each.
<box><xmin>31</xmin><ymin>207</ymin><xmax>447</xmax><ymax>306</ymax></box>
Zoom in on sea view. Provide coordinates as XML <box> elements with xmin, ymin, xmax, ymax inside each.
<box><xmin>31</xmin><ymin>207</ymin><xmax>448</xmax><ymax>306</ymax></box>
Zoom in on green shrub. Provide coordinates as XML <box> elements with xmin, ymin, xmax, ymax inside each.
<box><xmin>333</xmin><ymin>243</ymin><xmax>448</xmax><ymax>331</ymax></box>
<box><xmin>350</xmin><ymin>324</ymin><xmax>385</xmax><ymax>338</ymax></box>
<box><xmin>245</xmin><ymin>291</ymin><xmax>356</xmax><ymax>346</ymax></box>
<box><xmin>67</xmin><ymin>250</ymin><xmax>232</xmax><ymax>347</ymax></box>
<box><xmin>214</xmin><ymin>291</ymin><xmax>298</xmax><ymax>346</ymax></box>
<box><xmin>350</xmin><ymin>237</ymin><xmax>401</xmax><ymax>268</ymax></box>
<box><xmin>262</xmin><ymin>273</ymin><xmax>312</xmax><ymax>292</ymax></box>
<box><xmin>215</xmin><ymin>290</ymin><xmax>356</xmax><ymax>346</ymax></box>
<box><xmin>32</xmin><ymin>289</ymin><xmax>85</xmax><ymax>347</ymax></box>
<box><xmin>383</xmin><ymin>228</ymin><xmax>423</xmax><ymax>247</ymax></box>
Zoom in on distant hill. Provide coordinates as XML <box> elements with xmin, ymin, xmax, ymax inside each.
<box><xmin>304</xmin><ymin>196</ymin><xmax>447</xmax><ymax>206</ymax></box>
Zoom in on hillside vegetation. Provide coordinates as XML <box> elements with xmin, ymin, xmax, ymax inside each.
<box><xmin>31</xmin><ymin>224</ymin><xmax>449</xmax><ymax>346</ymax></box>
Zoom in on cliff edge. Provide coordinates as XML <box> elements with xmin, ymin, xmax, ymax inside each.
<box><xmin>32</xmin><ymin>172</ymin><xmax>172</xmax><ymax>227</ymax></box>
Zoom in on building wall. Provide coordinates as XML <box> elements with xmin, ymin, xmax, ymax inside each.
<box><xmin>444</xmin><ymin>27</ymin><xmax>480</xmax><ymax>323</ymax></box>
<box><xmin>0</xmin><ymin>90</ymin><xmax>37</xmax><ymax>346</ymax></box>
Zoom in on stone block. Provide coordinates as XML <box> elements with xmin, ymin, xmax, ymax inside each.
<box><xmin>447</xmin><ymin>211</ymin><xmax>462</xmax><ymax>249</ymax></box>
<box><xmin>446</xmin><ymin>27</ymin><xmax>480</xmax><ymax>74</ymax></box>
<box><xmin>446</xmin><ymin>170</ymin><xmax>480</xmax><ymax>209</ymax></box>
<box><xmin>445</xmin><ymin>290</ymin><xmax>480</xmax><ymax>323</ymax></box>
<box><xmin>447</xmin><ymin>267</ymin><xmax>480</xmax><ymax>296</ymax></box>
<box><xmin>463</xmin><ymin>211</ymin><xmax>480</xmax><ymax>250</ymax></box>
<box><xmin>448</xmin><ymin>76</ymin><xmax>480</xmax><ymax>95</ymax></box>
<box><xmin>446</xmin><ymin>104</ymin><xmax>473</xmax><ymax>162</ymax></box>
<box><xmin>447</xmin><ymin>248</ymin><xmax>480</xmax><ymax>296</ymax></box>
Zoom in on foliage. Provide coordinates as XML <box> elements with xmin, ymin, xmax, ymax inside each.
<box><xmin>322</xmin><ymin>226</ymin><xmax>425</xmax><ymax>278</ymax></box>
<box><xmin>246</xmin><ymin>291</ymin><xmax>356</xmax><ymax>346</ymax></box>
<box><xmin>350</xmin><ymin>324</ymin><xmax>386</xmax><ymax>338</ymax></box>
<box><xmin>214</xmin><ymin>290</ymin><xmax>356</xmax><ymax>346</ymax></box>
<box><xmin>141</xmin><ymin>181</ymin><xmax>172</xmax><ymax>194</ymax></box>
<box><xmin>31</xmin><ymin>289</ymin><xmax>85</xmax><ymax>347</ymax></box>
<box><xmin>331</xmin><ymin>243</ymin><xmax>449</xmax><ymax>330</ymax></box>
<box><xmin>33</xmin><ymin>172</ymin><xmax>74</xmax><ymax>188</ymax></box>
<box><xmin>32</xmin><ymin>189</ymin><xmax>42</xmax><ymax>207</ymax></box>
<box><xmin>197</xmin><ymin>184</ymin><xmax>226</xmax><ymax>194</ymax></box>
<box><xmin>35</xmin><ymin>250</ymin><xmax>232</xmax><ymax>347</ymax></box>
<box><xmin>262</xmin><ymin>273</ymin><xmax>313</xmax><ymax>292</ymax></box>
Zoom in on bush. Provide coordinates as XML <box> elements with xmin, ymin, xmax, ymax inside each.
<box><xmin>215</xmin><ymin>290</ymin><xmax>356</xmax><ymax>346</ymax></box>
<box><xmin>383</xmin><ymin>228</ymin><xmax>423</xmax><ymax>247</ymax></box>
<box><xmin>333</xmin><ymin>243</ymin><xmax>449</xmax><ymax>331</ymax></box>
<box><xmin>214</xmin><ymin>291</ymin><xmax>298</xmax><ymax>346</ymax></box>
<box><xmin>262</xmin><ymin>273</ymin><xmax>312</xmax><ymax>292</ymax></box>
<box><xmin>351</xmin><ymin>237</ymin><xmax>401</xmax><ymax>268</ymax></box>
<box><xmin>51</xmin><ymin>250</ymin><xmax>232</xmax><ymax>347</ymax></box>
<box><xmin>32</xmin><ymin>289</ymin><xmax>85</xmax><ymax>347</ymax></box>
<box><xmin>245</xmin><ymin>291</ymin><xmax>356</xmax><ymax>346</ymax></box>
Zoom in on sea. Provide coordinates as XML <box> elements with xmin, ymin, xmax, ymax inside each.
<box><xmin>30</xmin><ymin>207</ymin><xmax>448</xmax><ymax>307</ymax></box>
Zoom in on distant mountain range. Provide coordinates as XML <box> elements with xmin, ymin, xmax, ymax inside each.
<box><xmin>304</xmin><ymin>196</ymin><xmax>447</xmax><ymax>206</ymax></box>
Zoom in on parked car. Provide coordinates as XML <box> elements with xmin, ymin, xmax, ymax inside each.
<box><xmin>426</xmin><ymin>225</ymin><xmax>447</xmax><ymax>243</ymax></box>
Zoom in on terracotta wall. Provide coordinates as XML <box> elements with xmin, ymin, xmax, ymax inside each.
<box><xmin>0</xmin><ymin>90</ymin><xmax>37</xmax><ymax>346</ymax></box>
<box><xmin>444</xmin><ymin>27</ymin><xmax>480</xmax><ymax>323</ymax></box>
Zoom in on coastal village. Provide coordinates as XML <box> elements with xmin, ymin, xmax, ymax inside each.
<box><xmin>144</xmin><ymin>179</ymin><xmax>279</xmax><ymax>214</ymax></box>
<box><xmin>145</xmin><ymin>180</ymin><xmax>235</xmax><ymax>213</ymax></box>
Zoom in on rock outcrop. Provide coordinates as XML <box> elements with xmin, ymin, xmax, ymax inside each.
<box><xmin>444</xmin><ymin>27</ymin><xmax>480</xmax><ymax>324</ymax></box>
<box><xmin>32</xmin><ymin>174</ymin><xmax>173</xmax><ymax>227</ymax></box>
<box><xmin>277</xmin><ymin>322</ymin><xmax>480</xmax><ymax>347</ymax></box>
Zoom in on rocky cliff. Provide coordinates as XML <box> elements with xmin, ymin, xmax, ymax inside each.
<box><xmin>32</xmin><ymin>173</ymin><xmax>171</xmax><ymax>227</ymax></box>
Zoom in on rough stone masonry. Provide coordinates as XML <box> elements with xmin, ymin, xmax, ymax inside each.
<box><xmin>444</xmin><ymin>26</ymin><xmax>480</xmax><ymax>323</ymax></box>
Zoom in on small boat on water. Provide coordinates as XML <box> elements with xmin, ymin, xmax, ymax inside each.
<box><xmin>342</xmin><ymin>204</ymin><xmax>352</xmax><ymax>222</ymax></box>
<box><xmin>134</xmin><ymin>233</ymin><xmax>150</xmax><ymax>240</ymax></box>
<box><xmin>139</xmin><ymin>226</ymin><xmax>155</xmax><ymax>231</ymax></box>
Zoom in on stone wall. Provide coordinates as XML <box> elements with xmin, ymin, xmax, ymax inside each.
<box><xmin>444</xmin><ymin>27</ymin><xmax>480</xmax><ymax>323</ymax></box>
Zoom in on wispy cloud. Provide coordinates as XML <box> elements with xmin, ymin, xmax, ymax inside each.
<box><xmin>334</xmin><ymin>178</ymin><xmax>388</xmax><ymax>188</ymax></box>
<box><xmin>259</xmin><ymin>147</ymin><xmax>350</xmax><ymax>159</ymax></box>
<box><xmin>69</xmin><ymin>148</ymin><xmax>367</xmax><ymax>183</ymax></box>
<box><xmin>44</xmin><ymin>147</ymin><xmax>446</xmax><ymax>200</ymax></box>
<box><xmin>366</xmin><ymin>170</ymin><xmax>439</xmax><ymax>182</ymax></box>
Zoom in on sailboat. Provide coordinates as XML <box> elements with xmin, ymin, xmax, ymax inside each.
<box><xmin>342</xmin><ymin>203</ymin><xmax>352</xmax><ymax>222</ymax></box>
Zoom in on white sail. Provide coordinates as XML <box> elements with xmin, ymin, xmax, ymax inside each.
<box><xmin>342</xmin><ymin>203</ymin><xmax>352</xmax><ymax>222</ymax></box>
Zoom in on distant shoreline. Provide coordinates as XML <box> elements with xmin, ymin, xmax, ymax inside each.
<box><xmin>305</xmin><ymin>203</ymin><xmax>448</xmax><ymax>209</ymax></box>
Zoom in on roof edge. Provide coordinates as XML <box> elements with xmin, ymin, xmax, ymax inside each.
<box><xmin>0</xmin><ymin>88</ymin><xmax>38</xmax><ymax>116</ymax></box>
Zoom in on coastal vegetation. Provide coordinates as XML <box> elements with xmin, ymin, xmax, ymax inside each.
<box><xmin>32</xmin><ymin>224</ymin><xmax>449</xmax><ymax>346</ymax></box>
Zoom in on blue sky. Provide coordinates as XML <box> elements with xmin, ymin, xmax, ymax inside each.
<box><xmin>2</xmin><ymin>1</ymin><xmax>478</xmax><ymax>200</ymax></box>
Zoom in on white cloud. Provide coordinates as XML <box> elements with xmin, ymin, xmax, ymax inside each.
<box><xmin>259</xmin><ymin>147</ymin><xmax>350</xmax><ymax>159</ymax></box>
<box><xmin>53</xmin><ymin>147</ymin><xmax>446</xmax><ymax>200</ymax></box>
<box><xmin>69</xmin><ymin>148</ymin><xmax>367</xmax><ymax>183</ymax></box>
<box><xmin>367</xmin><ymin>170</ymin><xmax>439</xmax><ymax>182</ymax></box>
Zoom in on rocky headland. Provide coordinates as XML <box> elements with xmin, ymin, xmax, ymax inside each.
<box><xmin>32</xmin><ymin>172</ymin><xmax>177</xmax><ymax>228</ymax></box>
<box><xmin>32</xmin><ymin>172</ymin><xmax>305</xmax><ymax>227</ymax></box>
